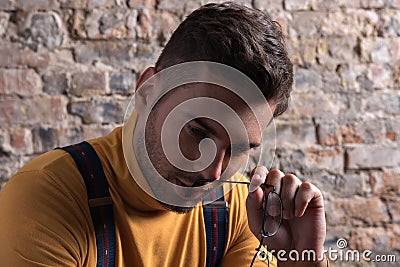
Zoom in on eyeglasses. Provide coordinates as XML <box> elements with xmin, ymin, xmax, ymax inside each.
<box><xmin>249</xmin><ymin>183</ymin><xmax>282</xmax><ymax>267</ymax></box>
<box><xmin>197</xmin><ymin>179</ymin><xmax>283</xmax><ymax>267</ymax></box>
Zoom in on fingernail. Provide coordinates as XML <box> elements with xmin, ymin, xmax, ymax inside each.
<box><xmin>249</xmin><ymin>174</ymin><xmax>261</xmax><ymax>193</ymax></box>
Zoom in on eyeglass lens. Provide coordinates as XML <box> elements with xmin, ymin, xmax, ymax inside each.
<box><xmin>262</xmin><ymin>191</ymin><xmax>282</xmax><ymax>236</ymax></box>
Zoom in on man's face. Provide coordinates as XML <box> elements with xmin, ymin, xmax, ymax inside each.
<box><xmin>134</xmin><ymin>82</ymin><xmax>274</xmax><ymax>213</ymax></box>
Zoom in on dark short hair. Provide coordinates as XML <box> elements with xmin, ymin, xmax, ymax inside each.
<box><xmin>155</xmin><ymin>2</ymin><xmax>293</xmax><ymax>117</ymax></box>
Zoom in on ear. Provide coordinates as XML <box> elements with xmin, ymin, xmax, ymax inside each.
<box><xmin>135</xmin><ymin>67</ymin><xmax>156</xmax><ymax>112</ymax></box>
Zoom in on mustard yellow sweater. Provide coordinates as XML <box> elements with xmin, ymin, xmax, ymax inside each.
<box><xmin>0</xmin><ymin>127</ymin><xmax>276</xmax><ymax>266</ymax></box>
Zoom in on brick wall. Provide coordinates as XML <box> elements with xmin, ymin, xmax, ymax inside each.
<box><xmin>0</xmin><ymin>0</ymin><xmax>399</xmax><ymax>265</ymax></box>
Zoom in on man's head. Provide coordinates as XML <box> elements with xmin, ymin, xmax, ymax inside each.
<box><xmin>131</xmin><ymin>2</ymin><xmax>293</xmax><ymax>213</ymax></box>
<box><xmin>155</xmin><ymin>2</ymin><xmax>293</xmax><ymax>116</ymax></box>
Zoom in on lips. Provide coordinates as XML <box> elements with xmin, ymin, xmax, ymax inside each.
<box><xmin>175</xmin><ymin>178</ymin><xmax>208</xmax><ymax>187</ymax></box>
<box><xmin>175</xmin><ymin>179</ymin><xmax>191</xmax><ymax>187</ymax></box>
<box><xmin>173</xmin><ymin>179</ymin><xmax>209</xmax><ymax>201</ymax></box>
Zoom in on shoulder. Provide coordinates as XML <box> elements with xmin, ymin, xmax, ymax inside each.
<box><xmin>0</xmin><ymin>149</ymin><xmax>94</xmax><ymax>265</ymax></box>
<box><xmin>6</xmin><ymin>149</ymin><xmax>87</xmax><ymax>203</ymax></box>
<box><xmin>0</xmin><ymin>148</ymin><xmax>90</xmax><ymax>226</ymax></box>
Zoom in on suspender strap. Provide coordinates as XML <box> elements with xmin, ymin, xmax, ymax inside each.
<box><xmin>203</xmin><ymin>186</ymin><xmax>228</xmax><ymax>267</ymax></box>
<box><xmin>60</xmin><ymin>141</ymin><xmax>116</xmax><ymax>267</ymax></box>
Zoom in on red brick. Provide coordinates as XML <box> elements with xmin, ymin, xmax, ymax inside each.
<box><xmin>85</xmin><ymin>9</ymin><xmax>130</xmax><ymax>40</ymax></box>
<box><xmin>293</xmin><ymin>67</ymin><xmax>323</xmax><ymax>93</ymax></box>
<box><xmin>340</xmin><ymin>125</ymin><xmax>363</xmax><ymax>144</ymax></box>
<box><xmin>280</xmin><ymin>91</ymin><xmax>347</xmax><ymax>120</ymax></box>
<box><xmin>32</xmin><ymin>127</ymin><xmax>59</xmax><ymax>153</ymax></box>
<box><xmin>18</xmin><ymin>11</ymin><xmax>64</xmax><ymax>51</ymax></box>
<box><xmin>346</xmin><ymin>145</ymin><xmax>400</xmax><ymax>169</ymax></box>
<box><xmin>361</xmin><ymin>0</ymin><xmax>386</xmax><ymax>8</ymax></box>
<box><xmin>0</xmin><ymin>96</ymin><xmax>67</xmax><ymax>126</ymax></box>
<box><xmin>276</xmin><ymin>120</ymin><xmax>316</xmax><ymax>146</ymax></box>
<box><xmin>73</xmin><ymin>41</ymin><xmax>137</xmax><ymax>67</ymax></box>
<box><xmin>82</xmin><ymin>124</ymin><xmax>115</xmax><ymax>140</ymax></box>
<box><xmin>342</xmin><ymin>0</ymin><xmax>386</xmax><ymax>8</ymax></box>
<box><xmin>384</xmin><ymin>197</ymin><xmax>400</xmax><ymax>223</ymax></box>
<box><xmin>0</xmin><ymin>42</ymin><xmax>50</xmax><ymax>68</ymax></box>
<box><xmin>157</xmin><ymin>0</ymin><xmax>185</xmax><ymax>13</ymax></box>
<box><xmin>391</xmin><ymin>0</ymin><xmax>400</xmax><ymax>8</ymax></box>
<box><xmin>0</xmin><ymin>69</ymin><xmax>42</xmax><ymax>96</ymax></box>
<box><xmin>318</xmin><ymin>173</ymin><xmax>365</xmax><ymax>198</ymax></box>
<box><xmin>349</xmin><ymin>226</ymin><xmax>391</xmax><ymax>251</ymax></box>
<box><xmin>57</xmin><ymin>127</ymin><xmax>83</xmax><ymax>147</ymax></box>
<box><xmin>149</xmin><ymin>10</ymin><xmax>180</xmax><ymax>45</ymax></box>
<box><xmin>9</xmin><ymin>127</ymin><xmax>33</xmax><ymax>155</ymax></box>
<box><xmin>317</xmin><ymin>124</ymin><xmax>341</xmax><ymax>146</ymax></box>
<box><xmin>369</xmin><ymin>170</ymin><xmax>400</xmax><ymax>195</ymax></box>
<box><xmin>367</xmin><ymin>64</ymin><xmax>393</xmax><ymax>89</ymax></box>
<box><xmin>291</xmin><ymin>12</ymin><xmax>326</xmax><ymax>38</ymax></box>
<box><xmin>14</xmin><ymin>0</ymin><xmax>58</xmax><ymax>11</ymax></box>
<box><xmin>87</xmin><ymin>0</ymin><xmax>114</xmax><ymax>8</ymax></box>
<box><xmin>253</xmin><ymin>0</ymin><xmax>283</xmax><ymax>11</ymax></box>
<box><xmin>306</xmin><ymin>146</ymin><xmax>344</xmax><ymax>173</ymax></box>
<box><xmin>71</xmin><ymin>72</ymin><xmax>107</xmax><ymax>96</ymax></box>
<box><xmin>319</xmin><ymin>120</ymin><xmax>389</xmax><ymax>145</ymax></box>
<box><xmin>0</xmin><ymin>0</ymin><xmax>14</xmax><ymax>10</ymax></box>
<box><xmin>284</xmin><ymin>0</ymin><xmax>314</xmax><ymax>10</ymax></box>
<box><xmin>59</xmin><ymin>0</ymin><xmax>88</xmax><ymax>9</ymax></box>
<box><xmin>387</xmin><ymin>224</ymin><xmax>400</xmax><ymax>250</ymax></box>
<box><xmin>69</xmin><ymin>98</ymin><xmax>127</xmax><ymax>124</ymax></box>
<box><xmin>128</xmin><ymin>0</ymin><xmax>155</xmax><ymax>8</ymax></box>
<box><xmin>326</xmin><ymin>197</ymin><xmax>390</xmax><ymax>226</ymax></box>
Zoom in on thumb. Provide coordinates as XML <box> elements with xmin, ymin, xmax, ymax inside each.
<box><xmin>247</xmin><ymin>171</ymin><xmax>266</xmax><ymax>209</ymax></box>
<box><xmin>248</xmin><ymin>174</ymin><xmax>265</xmax><ymax>193</ymax></box>
<box><xmin>248</xmin><ymin>166</ymin><xmax>268</xmax><ymax>196</ymax></box>
<box><xmin>246</xmin><ymin>170</ymin><xmax>267</xmax><ymax>236</ymax></box>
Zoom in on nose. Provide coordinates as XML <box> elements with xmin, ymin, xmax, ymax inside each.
<box><xmin>200</xmin><ymin>149</ymin><xmax>226</xmax><ymax>181</ymax></box>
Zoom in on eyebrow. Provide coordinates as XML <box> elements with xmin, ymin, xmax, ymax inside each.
<box><xmin>193</xmin><ymin>117</ymin><xmax>218</xmax><ymax>136</ymax></box>
<box><xmin>192</xmin><ymin>117</ymin><xmax>261</xmax><ymax>149</ymax></box>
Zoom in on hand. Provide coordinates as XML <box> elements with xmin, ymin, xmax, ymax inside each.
<box><xmin>246</xmin><ymin>167</ymin><xmax>327</xmax><ymax>267</ymax></box>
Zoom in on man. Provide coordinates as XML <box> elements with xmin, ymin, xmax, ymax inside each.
<box><xmin>0</xmin><ymin>2</ymin><xmax>327</xmax><ymax>266</ymax></box>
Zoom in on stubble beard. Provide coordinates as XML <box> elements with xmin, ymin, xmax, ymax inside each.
<box><xmin>135</xmin><ymin>121</ymin><xmax>199</xmax><ymax>214</ymax></box>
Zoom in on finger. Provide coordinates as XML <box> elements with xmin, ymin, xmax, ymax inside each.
<box><xmin>280</xmin><ymin>173</ymin><xmax>301</xmax><ymax>220</ymax></box>
<box><xmin>246</xmin><ymin>166</ymin><xmax>268</xmax><ymax>236</ymax></box>
<box><xmin>294</xmin><ymin>181</ymin><xmax>323</xmax><ymax>217</ymax></box>
<box><xmin>265</xmin><ymin>168</ymin><xmax>284</xmax><ymax>194</ymax></box>
<box><xmin>248</xmin><ymin>166</ymin><xmax>268</xmax><ymax>193</ymax></box>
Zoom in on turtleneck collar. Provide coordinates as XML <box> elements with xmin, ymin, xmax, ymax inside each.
<box><xmin>91</xmin><ymin>110</ymin><xmax>168</xmax><ymax>213</ymax></box>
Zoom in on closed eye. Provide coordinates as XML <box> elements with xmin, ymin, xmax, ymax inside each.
<box><xmin>187</xmin><ymin>124</ymin><xmax>207</xmax><ymax>138</ymax></box>
<box><xmin>228</xmin><ymin>143</ymin><xmax>260</xmax><ymax>155</ymax></box>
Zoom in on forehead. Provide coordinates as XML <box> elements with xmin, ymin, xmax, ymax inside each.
<box><xmin>152</xmin><ymin>83</ymin><xmax>273</xmax><ymax>136</ymax></box>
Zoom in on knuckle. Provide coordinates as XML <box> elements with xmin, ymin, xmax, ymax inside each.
<box><xmin>300</xmin><ymin>181</ymin><xmax>313</xmax><ymax>190</ymax></box>
<box><xmin>282</xmin><ymin>173</ymin><xmax>299</xmax><ymax>184</ymax></box>
<box><xmin>268</xmin><ymin>168</ymin><xmax>284</xmax><ymax>177</ymax></box>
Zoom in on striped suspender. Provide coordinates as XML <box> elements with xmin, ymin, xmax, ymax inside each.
<box><xmin>61</xmin><ymin>141</ymin><xmax>228</xmax><ymax>267</ymax></box>
<box><xmin>203</xmin><ymin>186</ymin><xmax>229</xmax><ymax>267</ymax></box>
<box><xmin>60</xmin><ymin>141</ymin><xmax>116</xmax><ymax>267</ymax></box>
